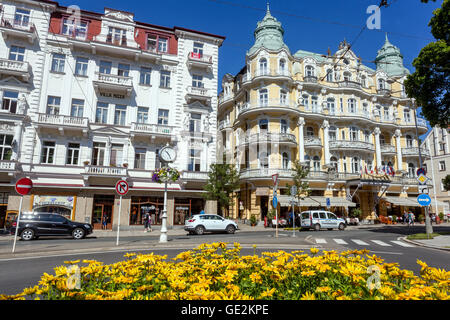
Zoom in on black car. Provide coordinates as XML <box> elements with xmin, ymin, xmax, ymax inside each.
<box><xmin>10</xmin><ymin>213</ymin><xmax>93</xmax><ymax>241</ymax></box>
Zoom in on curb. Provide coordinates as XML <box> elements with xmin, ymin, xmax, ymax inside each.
<box><xmin>399</xmin><ymin>236</ymin><xmax>450</xmax><ymax>252</ymax></box>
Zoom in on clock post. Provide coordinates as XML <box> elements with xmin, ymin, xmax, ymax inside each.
<box><xmin>158</xmin><ymin>146</ymin><xmax>177</xmax><ymax>243</ymax></box>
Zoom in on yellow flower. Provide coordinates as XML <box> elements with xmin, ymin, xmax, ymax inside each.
<box><xmin>301</xmin><ymin>270</ymin><xmax>316</xmax><ymax>277</ymax></box>
<box><xmin>310</xmin><ymin>248</ymin><xmax>320</xmax><ymax>255</ymax></box>
<box><xmin>64</xmin><ymin>260</ymin><xmax>80</xmax><ymax>265</ymax></box>
<box><xmin>315</xmin><ymin>286</ymin><xmax>331</xmax><ymax>293</ymax></box>
<box><xmin>260</xmin><ymin>288</ymin><xmax>276</xmax><ymax>298</ymax></box>
<box><xmin>250</xmin><ymin>272</ymin><xmax>263</xmax><ymax>284</ymax></box>
<box><xmin>300</xmin><ymin>292</ymin><xmax>316</xmax><ymax>300</ymax></box>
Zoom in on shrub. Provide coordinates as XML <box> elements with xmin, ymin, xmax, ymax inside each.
<box><xmin>1</xmin><ymin>243</ymin><xmax>448</xmax><ymax>301</ymax></box>
<box><xmin>419</xmin><ymin>215</ymin><xmax>425</xmax><ymax>222</ymax></box>
<box><xmin>250</xmin><ymin>215</ymin><xmax>257</xmax><ymax>226</ymax></box>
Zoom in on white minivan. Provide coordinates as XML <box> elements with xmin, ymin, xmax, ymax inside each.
<box><xmin>300</xmin><ymin>210</ymin><xmax>346</xmax><ymax>231</ymax></box>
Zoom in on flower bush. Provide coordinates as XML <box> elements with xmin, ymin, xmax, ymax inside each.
<box><xmin>152</xmin><ymin>167</ymin><xmax>180</xmax><ymax>183</ymax></box>
<box><xmin>1</xmin><ymin>243</ymin><xmax>448</xmax><ymax>300</ymax></box>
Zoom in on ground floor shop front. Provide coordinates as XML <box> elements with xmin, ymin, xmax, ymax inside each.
<box><xmin>0</xmin><ymin>186</ymin><xmax>216</xmax><ymax>231</ymax></box>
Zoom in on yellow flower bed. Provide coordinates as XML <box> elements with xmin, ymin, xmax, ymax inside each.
<box><xmin>1</xmin><ymin>243</ymin><xmax>448</xmax><ymax>300</ymax></box>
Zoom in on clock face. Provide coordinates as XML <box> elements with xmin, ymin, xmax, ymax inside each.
<box><xmin>159</xmin><ymin>147</ymin><xmax>177</xmax><ymax>163</ymax></box>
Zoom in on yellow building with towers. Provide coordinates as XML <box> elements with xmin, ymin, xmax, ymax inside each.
<box><xmin>217</xmin><ymin>5</ymin><xmax>430</xmax><ymax>224</ymax></box>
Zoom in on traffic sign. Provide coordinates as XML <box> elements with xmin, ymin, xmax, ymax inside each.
<box><xmin>417</xmin><ymin>194</ymin><xmax>432</xmax><ymax>207</ymax></box>
<box><xmin>15</xmin><ymin>178</ymin><xmax>33</xmax><ymax>196</ymax></box>
<box><xmin>417</xmin><ymin>174</ymin><xmax>429</xmax><ymax>185</ymax></box>
<box><xmin>291</xmin><ymin>185</ymin><xmax>297</xmax><ymax>197</ymax></box>
<box><xmin>326</xmin><ymin>198</ymin><xmax>331</xmax><ymax>209</ymax></box>
<box><xmin>272</xmin><ymin>174</ymin><xmax>279</xmax><ymax>187</ymax></box>
<box><xmin>273</xmin><ymin>196</ymin><xmax>278</xmax><ymax>208</ymax></box>
<box><xmin>115</xmin><ymin>180</ymin><xmax>129</xmax><ymax>196</ymax></box>
<box><xmin>417</xmin><ymin>168</ymin><xmax>426</xmax><ymax>176</ymax></box>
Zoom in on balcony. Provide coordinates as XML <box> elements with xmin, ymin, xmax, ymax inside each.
<box><xmin>377</xmin><ymin>88</ymin><xmax>391</xmax><ymax>96</ymax></box>
<box><xmin>93</xmin><ymin>72</ymin><xmax>133</xmax><ymax>96</ymax></box>
<box><xmin>0</xmin><ymin>18</ymin><xmax>37</xmax><ymax>43</ymax></box>
<box><xmin>181</xmin><ymin>171</ymin><xmax>209</xmax><ymax>181</ymax></box>
<box><xmin>237</xmin><ymin>99</ymin><xmax>300</xmax><ymax>118</ymax></box>
<box><xmin>130</xmin><ymin>123</ymin><xmax>175</xmax><ymax>141</ymax></box>
<box><xmin>402</xmin><ymin>147</ymin><xmax>430</xmax><ymax>158</ymax></box>
<box><xmin>240</xmin><ymin>168</ymin><xmax>294</xmax><ymax>180</ymax></box>
<box><xmin>254</xmin><ymin>69</ymin><xmax>292</xmax><ymax>80</ymax></box>
<box><xmin>416</xmin><ymin>118</ymin><xmax>428</xmax><ymax>129</ymax></box>
<box><xmin>380</xmin><ymin>144</ymin><xmax>396</xmax><ymax>155</ymax></box>
<box><xmin>0</xmin><ymin>58</ymin><xmax>31</xmax><ymax>81</ymax></box>
<box><xmin>218</xmin><ymin>93</ymin><xmax>233</xmax><ymax>106</ymax></box>
<box><xmin>218</xmin><ymin>120</ymin><xmax>231</xmax><ymax>131</ymax></box>
<box><xmin>0</xmin><ymin>160</ymin><xmax>18</xmax><ymax>176</ymax></box>
<box><xmin>35</xmin><ymin>114</ymin><xmax>89</xmax><ymax>135</ymax></box>
<box><xmin>330</xmin><ymin>140</ymin><xmax>375</xmax><ymax>152</ymax></box>
<box><xmin>303</xmin><ymin>76</ymin><xmax>318</xmax><ymax>83</ymax></box>
<box><xmin>187</xmin><ymin>52</ymin><xmax>213</xmax><ymax>72</ymax></box>
<box><xmin>338</xmin><ymin>80</ymin><xmax>362</xmax><ymax>90</ymax></box>
<box><xmin>185</xmin><ymin>86</ymin><xmax>211</xmax><ymax>104</ymax></box>
<box><xmin>241</xmin><ymin>132</ymin><xmax>297</xmax><ymax>146</ymax></box>
<box><xmin>84</xmin><ymin>166</ymin><xmax>128</xmax><ymax>179</ymax></box>
<box><xmin>304</xmin><ymin>136</ymin><xmax>323</xmax><ymax>150</ymax></box>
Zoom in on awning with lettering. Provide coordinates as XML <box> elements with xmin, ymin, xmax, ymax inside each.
<box><xmin>255</xmin><ymin>187</ymin><xmax>270</xmax><ymax>196</ymax></box>
<box><xmin>278</xmin><ymin>196</ymin><xmax>356</xmax><ymax>208</ymax></box>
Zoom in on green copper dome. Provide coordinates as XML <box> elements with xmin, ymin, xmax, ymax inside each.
<box><xmin>248</xmin><ymin>4</ymin><xmax>290</xmax><ymax>56</ymax></box>
<box><xmin>375</xmin><ymin>34</ymin><xmax>410</xmax><ymax>77</ymax></box>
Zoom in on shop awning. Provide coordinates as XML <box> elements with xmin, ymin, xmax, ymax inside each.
<box><xmin>382</xmin><ymin>197</ymin><xmax>422</xmax><ymax>208</ymax></box>
<box><xmin>278</xmin><ymin>196</ymin><xmax>356</xmax><ymax>208</ymax></box>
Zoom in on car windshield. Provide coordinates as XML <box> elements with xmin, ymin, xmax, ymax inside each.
<box><xmin>328</xmin><ymin>213</ymin><xmax>337</xmax><ymax>219</ymax></box>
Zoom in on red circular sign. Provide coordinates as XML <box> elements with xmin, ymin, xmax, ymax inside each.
<box><xmin>115</xmin><ymin>180</ymin><xmax>129</xmax><ymax>196</ymax></box>
<box><xmin>15</xmin><ymin>178</ymin><xmax>33</xmax><ymax>196</ymax></box>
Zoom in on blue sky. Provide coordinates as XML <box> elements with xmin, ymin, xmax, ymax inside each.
<box><xmin>56</xmin><ymin>0</ymin><xmax>442</xmax><ymax>135</ymax></box>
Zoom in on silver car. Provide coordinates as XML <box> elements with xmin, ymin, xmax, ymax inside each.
<box><xmin>300</xmin><ymin>210</ymin><xmax>346</xmax><ymax>231</ymax></box>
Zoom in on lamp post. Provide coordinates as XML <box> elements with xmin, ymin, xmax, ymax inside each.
<box><xmin>159</xmin><ymin>178</ymin><xmax>169</xmax><ymax>243</ymax></box>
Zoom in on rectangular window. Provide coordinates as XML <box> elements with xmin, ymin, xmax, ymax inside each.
<box><xmin>75</xmin><ymin>57</ymin><xmax>89</xmax><ymax>76</ymax></box>
<box><xmin>0</xmin><ymin>135</ymin><xmax>13</xmax><ymax>161</ymax></box>
<box><xmin>62</xmin><ymin>18</ymin><xmax>88</xmax><ymax>39</ymax></box>
<box><xmin>137</xmin><ymin>107</ymin><xmax>149</xmax><ymax>124</ymax></box>
<box><xmin>95</xmin><ymin>102</ymin><xmax>108</xmax><ymax>124</ymax></box>
<box><xmin>92</xmin><ymin>142</ymin><xmax>106</xmax><ymax>166</ymax></box>
<box><xmin>280</xmin><ymin>91</ymin><xmax>287</xmax><ymax>105</ymax></box>
<box><xmin>189</xmin><ymin>113</ymin><xmax>202</xmax><ymax>133</ymax></box>
<box><xmin>193</xmin><ymin>42</ymin><xmax>204</xmax><ymax>56</ymax></box>
<box><xmin>188</xmin><ymin>149</ymin><xmax>201</xmax><ymax>172</ymax></box>
<box><xmin>99</xmin><ymin>60</ymin><xmax>112</xmax><ymax>74</ymax></box>
<box><xmin>51</xmin><ymin>53</ymin><xmax>65</xmax><ymax>73</ymax></box>
<box><xmin>108</xmin><ymin>27</ymin><xmax>126</xmax><ymax>45</ymax></box>
<box><xmin>1</xmin><ymin>91</ymin><xmax>19</xmax><ymax>114</ymax></box>
<box><xmin>66</xmin><ymin>143</ymin><xmax>80</xmax><ymax>165</ymax></box>
<box><xmin>41</xmin><ymin>141</ymin><xmax>55</xmax><ymax>164</ymax></box>
<box><xmin>311</xmin><ymin>96</ymin><xmax>318</xmax><ymax>113</ymax></box>
<box><xmin>110</xmin><ymin>144</ymin><xmax>123</xmax><ymax>167</ymax></box>
<box><xmin>160</xmin><ymin>71</ymin><xmax>171</xmax><ymax>88</ymax></box>
<box><xmin>14</xmin><ymin>9</ymin><xmax>30</xmax><ymax>27</ymax></box>
<box><xmin>147</xmin><ymin>35</ymin><xmax>157</xmax><ymax>52</ymax></box>
<box><xmin>140</xmin><ymin>67</ymin><xmax>152</xmax><ymax>85</ymax></box>
<box><xmin>71</xmin><ymin>99</ymin><xmax>84</xmax><ymax>118</ymax></box>
<box><xmin>9</xmin><ymin>46</ymin><xmax>25</xmax><ymax>61</ymax></box>
<box><xmin>158</xmin><ymin>37</ymin><xmax>168</xmax><ymax>53</ymax></box>
<box><xmin>158</xmin><ymin>109</ymin><xmax>169</xmax><ymax>125</ymax></box>
<box><xmin>134</xmin><ymin>148</ymin><xmax>146</xmax><ymax>170</ymax></box>
<box><xmin>192</xmin><ymin>74</ymin><xmax>204</xmax><ymax>88</ymax></box>
<box><xmin>118</xmin><ymin>63</ymin><xmax>130</xmax><ymax>77</ymax></box>
<box><xmin>439</xmin><ymin>161</ymin><xmax>446</xmax><ymax>171</ymax></box>
<box><xmin>46</xmin><ymin>96</ymin><xmax>61</xmax><ymax>115</ymax></box>
<box><xmin>114</xmin><ymin>105</ymin><xmax>127</xmax><ymax>126</ymax></box>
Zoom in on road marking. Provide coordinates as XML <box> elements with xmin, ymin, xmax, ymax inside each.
<box><xmin>391</xmin><ymin>241</ymin><xmax>415</xmax><ymax>248</ymax></box>
<box><xmin>371</xmin><ymin>240</ymin><xmax>392</xmax><ymax>247</ymax></box>
<box><xmin>315</xmin><ymin>238</ymin><xmax>327</xmax><ymax>244</ymax></box>
<box><xmin>334</xmin><ymin>239</ymin><xmax>348</xmax><ymax>245</ymax></box>
<box><xmin>351</xmin><ymin>239</ymin><xmax>370</xmax><ymax>246</ymax></box>
<box><xmin>371</xmin><ymin>251</ymin><xmax>403</xmax><ymax>255</ymax></box>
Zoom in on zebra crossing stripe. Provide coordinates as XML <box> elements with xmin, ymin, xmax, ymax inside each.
<box><xmin>371</xmin><ymin>240</ymin><xmax>392</xmax><ymax>247</ymax></box>
<box><xmin>334</xmin><ymin>239</ymin><xmax>348</xmax><ymax>245</ymax></box>
<box><xmin>315</xmin><ymin>239</ymin><xmax>327</xmax><ymax>244</ymax></box>
<box><xmin>351</xmin><ymin>239</ymin><xmax>370</xmax><ymax>246</ymax></box>
<box><xmin>391</xmin><ymin>241</ymin><xmax>415</xmax><ymax>248</ymax></box>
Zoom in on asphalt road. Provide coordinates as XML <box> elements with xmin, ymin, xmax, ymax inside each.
<box><xmin>0</xmin><ymin>225</ymin><xmax>449</xmax><ymax>296</ymax></box>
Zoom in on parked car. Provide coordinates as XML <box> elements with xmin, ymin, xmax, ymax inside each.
<box><xmin>185</xmin><ymin>214</ymin><xmax>239</xmax><ymax>235</ymax></box>
<box><xmin>300</xmin><ymin>210</ymin><xmax>346</xmax><ymax>231</ymax></box>
<box><xmin>269</xmin><ymin>217</ymin><xmax>288</xmax><ymax>228</ymax></box>
<box><xmin>10</xmin><ymin>213</ymin><xmax>93</xmax><ymax>241</ymax></box>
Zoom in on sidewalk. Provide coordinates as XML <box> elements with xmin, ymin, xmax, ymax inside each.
<box><xmin>402</xmin><ymin>235</ymin><xmax>450</xmax><ymax>251</ymax></box>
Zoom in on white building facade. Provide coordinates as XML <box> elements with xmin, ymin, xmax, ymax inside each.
<box><xmin>0</xmin><ymin>0</ymin><xmax>224</xmax><ymax>230</ymax></box>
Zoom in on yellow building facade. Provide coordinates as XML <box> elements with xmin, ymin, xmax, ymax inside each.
<box><xmin>217</xmin><ymin>7</ymin><xmax>429</xmax><ymax>223</ymax></box>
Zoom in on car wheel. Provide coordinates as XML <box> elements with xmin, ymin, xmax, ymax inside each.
<box><xmin>226</xmin><ymin>225</ymin><xmax>236</xmax><ymax>234</ymax></box>
<box><xmin>20</xmin><ymin>228</ymin><xmax>34</xmax><ymax>241</ymax></box>
<box><xmin>314</xmin><ymin>224</ymin><xmax>321</xmax><ymax>231</ymax></box>
<box><xmin>339</xmin><ymin>223</ymin><xmax>346</xmax><ymax>231</ymax></box>
<box><xmin>195</xmin><ymin>225</ymin><xmax>205</xmax><ymax>235</ymax></box>
<box><xmin>328</xmin><ymin>228</ymin><xmax>333</xmax><ymax>231</ymax></box>
<box><xmin>72</xmin><ymin>228</ymin><xmax>85</xmax><ymax>240</ymax></box>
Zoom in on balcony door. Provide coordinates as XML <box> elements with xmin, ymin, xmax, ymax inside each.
<box><xmin>110</xmin><ymin>144</ymin><xmax>124</xmax><ymax>167</ymax></box>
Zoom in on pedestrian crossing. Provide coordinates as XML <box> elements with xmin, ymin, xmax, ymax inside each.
<box><xmin>314</xmin><ymin>238</ymin><xmax>415</xmax><ymax>248</ymax></box>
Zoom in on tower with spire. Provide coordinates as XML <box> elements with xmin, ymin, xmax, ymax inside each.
<box><xmin>375</xmin><ymin>34</ymin><xmax>410</xmax><ymax>77</ymax></box>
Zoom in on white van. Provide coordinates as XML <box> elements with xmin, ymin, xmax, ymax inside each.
<box><xmin>300</xmin><ymin>210</ymin><xmax>346</xmax><ymax>231</ymax></box>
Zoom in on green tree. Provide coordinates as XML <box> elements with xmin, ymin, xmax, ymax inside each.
<box><xmin>443</xmin><ymin>174</ymin><xmax>450</xmax><ymax>191</ymax></box>
<box><xmin>404</xmin><ymin>0</ymin><xmax>449</xmax><ymax>128</ymax></box>
<box><xmin>203</xmin><ymin>163</ymin><xmax>240</xmax><ymax>217</ymax></box>
<box><xmin>286</xmin><ymin>160</ymin><xmax>311</xmax><ymax>200</ymax></box>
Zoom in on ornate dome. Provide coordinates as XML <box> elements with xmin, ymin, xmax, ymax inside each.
<box><xmin>375</xmin><ymin>34</ymin><xmax>410</xmax><ymax>77</ymax></box>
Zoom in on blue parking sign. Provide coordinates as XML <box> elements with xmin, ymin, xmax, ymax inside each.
<box><xmin>326</xmin><ymin>198</ymin><xmax>331</xmax><ymax>208</ymax></box>
<box><xmin>273</xmin><ymin>196</ymin><xmax>278</xmax><ymax>208</ymax></box>
<box><xmin>417</xmin><ymin>194</ymin><xmax>432</xmax><ymax>207</ymax></box>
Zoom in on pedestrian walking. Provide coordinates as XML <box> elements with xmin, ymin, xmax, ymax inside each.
<box><xmin>143</xmin><ymin>212</ymin><xmax>149</xmax><ymax>232</ymax></box>
<box><xmin>147</xmin><ymin>214</ymin><xmax>152</xmax><ymax>232</ymax></box>
<box><xmin>403</xmin><ymin>211</ymin><xmax>408</xmax><ymax>225</ymax></box>
<box><xmin>102</xmin><ymin>214</ymin><xmax>108</xmax><ymax>230</ymax></box>
<box><xmin>408</xmin><ymin>211</ymin><xmax>414</xmax><ymax>226</ymax></box>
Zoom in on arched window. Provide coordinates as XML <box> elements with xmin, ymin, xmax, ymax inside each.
<box><xmin>313</xmin><ymin>156</ymin><xmax>321</xmax><ymax>172</ymax></box>
<box><xmin>378</xmin><ymin>78</ymin><xmax>385</xmax><ymax>90</ymax></box>
<box><xmin>327</xmin><ymin>98</ymin><xmax>335</xmax><ymax>114</ymax></box>
<box><xmin>326</xmin><ymin>69</ymin><xmax>333</xmax><ymax>82</ymax></box>
<box><xmin>259</xmin><ymin>119</ymin><xmax>268</xmax><ymax>132</ymax></box>
<box><xmin>259</xmin><ymin>58</ymin><xmax>268</xmax><ymax>75</ymax></box>
<box><xmin>408</xmin><ymin>163</ymin><xmax>415</xmax><ymax>178</ymax></box>
<box><xmin>343</xmin><ymin>71</ymin><xmax>351</xmax><ymax>82</ymax></box>
<box><xmin>329</xmin><ymin>126</ymin><xmax>337</xmax><ymax>141</ymax></box>
<box><xmin>282</xmin><ymin>152</ymin><xmax>289</xmax><ymax>169</ymax></box>
<box><xmin>280</xmin><ymin>119</ymin><xmax>288</xmax><ymax>134</ymax></box>
<box><xmin>406</xmin><ymin>135</ymin><xmax>413</xmax><ymax>148</ymax></box>
<box><xmin>352</xmin><ymin>157</ymin><xmax>360</xmax><ymax>173</ymax></box>
<box><xmin>348</xmin><ymin>98</ymin><xmax>357</xmax><ymax>113</ymax></box>
<box><xmin>279</xmin><ymin>59</ymin><xmax>286</xmax><ymax>74</ymax></box>
<box><xmin>259</xmin><ymin>89</ymin><xmax>268</xmax><ymax>106</ymax></box>
<box><xmin>330</xmin><ymin>157</ymin><xmax>338</xmax><ymax>171</ymax></box>
<box><xmin>306</xmin><ymin>127</ymin><xmax>315</xmax><ymax>137</ymax></box>
<box><xmin>305</xmin><ymin>65</ymin><xmax>315</xmax><ymax>77</ymax></box>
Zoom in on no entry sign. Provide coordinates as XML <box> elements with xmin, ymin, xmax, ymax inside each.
<box><xmin>15</xmin><ymin>178</ymin><xmax>33</xmax><ymax>196</ymax></box>
<box><xmin>115</xmin><ymin>180</ymin><xmax>129</xmax><ymax>196</ymax></box>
